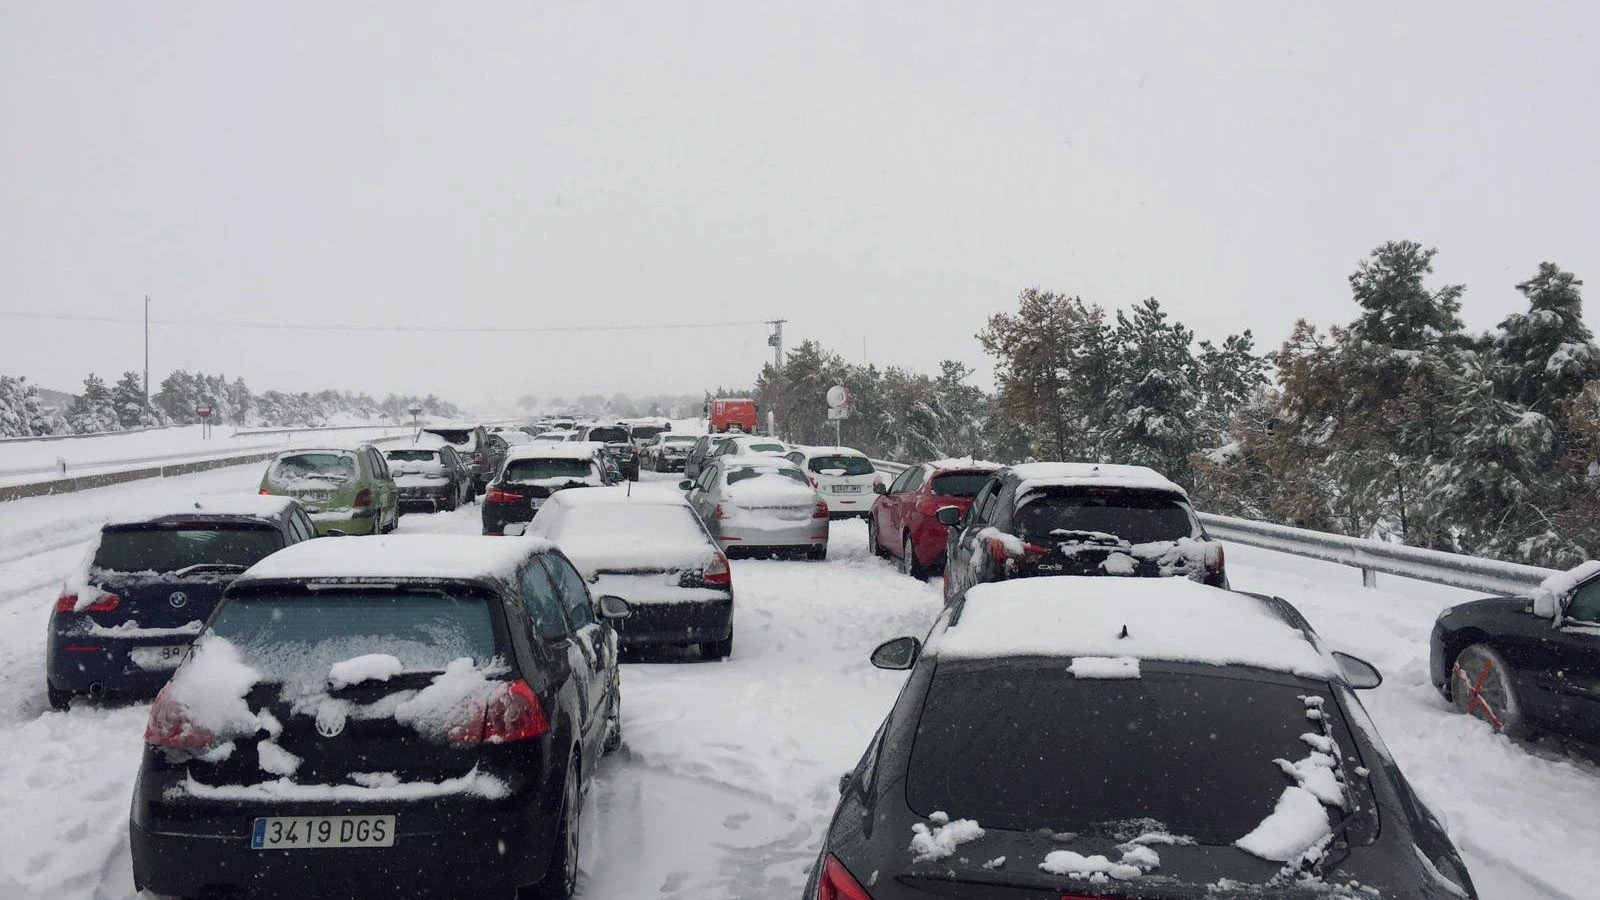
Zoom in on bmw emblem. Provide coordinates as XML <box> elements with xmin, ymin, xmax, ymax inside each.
<box><xmin>168</xmin><ymin>591</ymin><xmax>189</xmax><ymax>609</ymax></box>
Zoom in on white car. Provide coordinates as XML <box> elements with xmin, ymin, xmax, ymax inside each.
<box><xmin>712</xmin><ymin>434</ymin><xmax>790</xmax><ymax>460</ymax></box>
<box><xmin>784</xmin><ymin>446</ymin><xmax>881</xmax><ymax>518</ymax></box>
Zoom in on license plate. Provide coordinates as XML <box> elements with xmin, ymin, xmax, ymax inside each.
<box><xmin>831</xmin><ymin>484</ymin><xmax>863</xmax><ymax>493</ymax></box>
<box><xmin>251</xmin><ymin>815</ymin><xmax>395</xmax><ymax>850</ymax></box>
<box><xmin>530</xmin><ymin>497</ymin><xmax>544</xmax><ymax>509</ymax></box>
<box><xmin>297</xmin><ymin>491</ymin><xmax>332</xmax><ymax>503</ymax></box>
<box><xmin>130</xmin><ymin>644</ymin><xmax>189</xmax><ymax>670</ymax></box>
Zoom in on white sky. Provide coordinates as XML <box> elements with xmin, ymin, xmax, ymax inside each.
<box><xmin>2</xmin><ymin>1</ymin><xmax>1596</xmax><ymax>410</ymax></box>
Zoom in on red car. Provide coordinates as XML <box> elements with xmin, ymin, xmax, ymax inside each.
<box><xmin>868</xmin><ymin>459</ymin><xmax>1002</xmax><ymax>577</ymax></box>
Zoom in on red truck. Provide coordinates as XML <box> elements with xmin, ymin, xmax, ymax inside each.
<box><xmin>708</xmin><ymin>398</ymin><xmax>758</xmax><ymax>433</ymax></box>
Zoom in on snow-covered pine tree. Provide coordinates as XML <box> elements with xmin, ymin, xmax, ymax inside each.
<box><xmin>1096</xmin><ymin>299</ymin><xmax>1203</xmax><ymax>480</ymax></box>
<box><xmin>66</xmin><ymin>374</ymin><xmax>122</xmax><ymax>433</ymax></box>
<box><xmin>1492</xmin><ymin>263</ymin><xmax>1599</xmax><ymax>425</ymax></box>
<box><xmin>1349</xmin><ymin>240</ymin><xmax>1465</xmax><ymax>350</ymax></box>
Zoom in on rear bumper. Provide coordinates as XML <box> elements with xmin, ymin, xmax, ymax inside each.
<box><xmin>309</xmin><ymin>510</ymin><xmax>379</xmax><ymax>536</ymax></box>
<box><xmin>615</xmin><ymin>596</ymin><xmax>733</xmax><ymax>647</ymax></box>
<box><xmin>716</xmin><ymin>519</ymin><xmax>828</xmax><ymax>549</ymax></box>
<box><xmin>46</xmin><ymin>632</ymin><xmax>185</xmax><ymax>697</ymax></box>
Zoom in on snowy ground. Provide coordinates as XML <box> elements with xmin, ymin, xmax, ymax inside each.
<box><xmin>0</xmin><ymin>464</ymin><xmax>1596</xmax><ymax>898</ymax></box>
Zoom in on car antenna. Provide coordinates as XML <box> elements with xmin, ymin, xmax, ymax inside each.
<box><xmin>1118</xmin><ymin>624</ymin><xmax>1129</xmax><ymax>639</ymax></box>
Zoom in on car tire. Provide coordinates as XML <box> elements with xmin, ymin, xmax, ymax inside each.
<box><xmin>807</xmin><ymin>545</ymin><xmax>828</xmax><ymax>562</ymax></box>
<box><xmin>868</xmin><ymin>516</ymin><xmax>889</xmax><ymax>558</ymax></box>
<box><xmin>602</xmin><ymin>688</ymin><xmax>622</xmax><ymax>754</ymax></box>
<box><xmin>901</xmin><ymin>534</ymin><xmax>926</xmax><ymax>579</ymax></box>
<box><xmin>1451</xmin><ymin>643</ymin><xmax>1528</xmax><ymax>738</ymax></box>
<box><xmin>700</xmin><ymin>630</ymin><xmax>733</xmax><ymax>661</ymax></box>
<box><xmin>46</xmin><ymin>683</ymin><xmax>71</xmax><ymax>711</ymax></box>
<box><xmin>525</xmin><ymin>756</ymin><xmax>581</xmax><ymax>900</ymax></box>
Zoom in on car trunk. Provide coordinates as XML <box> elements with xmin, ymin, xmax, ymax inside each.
<box><xmin>1010</xmin><ymin>489</ymin><xmax>1202</xmax><ymax>579</ymax></box>
<box><xmin>83</xmin><ymin>523</ymin><xmax>286</xmax><ymax>633</ymax></box>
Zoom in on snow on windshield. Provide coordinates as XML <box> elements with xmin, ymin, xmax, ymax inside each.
<box><xmin>92</xmin><ymin>526</ymin><xmax>282</xmax><ymax>574</ymax></box>
<box><xmin>268</xmin><ymin>452</ymin><xmax>357</xmax><ymax>488</ymax></box>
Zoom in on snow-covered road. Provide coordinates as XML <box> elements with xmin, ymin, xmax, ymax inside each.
<box><xmin>1</xmin><ymin>464</ymin><xmax>1596</xmax><ymax>898</ymax></box>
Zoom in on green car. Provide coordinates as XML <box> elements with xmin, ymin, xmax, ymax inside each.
<box><xmin>258</xmin><ymin>444</ymin><xmax>400</xmax><ymax>536</ymax></box>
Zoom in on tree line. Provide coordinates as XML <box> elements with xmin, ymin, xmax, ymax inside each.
<box><xmin>744</xmin><ymin>240</ymin><xmax>1599</xmax><ymax>567</ymax></box>
<box><xmin>0</xmin><ymin>368</ymin><xmax>462</xmax><ymax>437</ymax></box>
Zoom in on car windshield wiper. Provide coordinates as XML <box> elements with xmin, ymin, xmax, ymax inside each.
<box><xmin>171</xmin><ymin>563</ymin><xmax>250</xmax><ymax>577</ymax></box>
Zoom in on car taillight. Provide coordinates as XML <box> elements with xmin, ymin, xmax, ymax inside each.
<box><xmin>447</xmin><ymin>679</ymin><xmax>550</xmax><ymax>746</ymax></box>
<box><xmin>144</xmin><ymin>684</ymin><xmax>216</xmax><ymax>749</ymax></box>
<box><xmin>55</xmin><ymin>592</ymin><xmax>120</xmax><ymax>614</ymax></box>
<box><xmin>816</xmin><ymin>855</ymin><xmax>872</xmax><ymax>900</ymax></box>
<box><xmin>353</xmin><ymin>488</ymin><xmax>373</xmax><ymax>509</ymax></box>
<box><xmin>259</xmin><ymin>489</ymin><xmax>271</xmax><ymax>496</ymax></box>
<box><xmin>1206</xmin><ymin>542</ymin><xmax>1226</xmax><ymax>574</ymax></box>
<box><xmin>987</xmin><ymin>537</ymin><xmax>1048</xmax><ymax>562</ymax></box>
<box><xmin>714</xmin><ymin>503</ymin><xmax>727</xmax><ymax>521</ymax></box>
<box><xmin>486</xmin><ymin>486</ymin><xmax>521</xmax><ymax>504</ymax></box>
<box><xmin>813</xmin><ymin>500</ymin><xmax>830</xmax><ymax>519</ymax></box>
<box><xmin>703</xmin><ymin>553</ymin><xmax>732</xmax><ymax>586</ymax></box>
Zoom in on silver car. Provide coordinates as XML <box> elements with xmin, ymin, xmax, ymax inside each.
<box><xmin>680</xmin><ymin>457</ymin><xmax>830</xmax><ymax>560</ymax></box>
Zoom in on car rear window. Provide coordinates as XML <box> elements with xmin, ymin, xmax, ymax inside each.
<box><xmin>93</xmin><ymin>525</ymin><xmax>284</xmax><ymax>574</ymax></box>
<box><xmin>424</xmin><ymin>429</ymin><xmax>474</xmax><ymax>446</ymax></box>
<box><xmin>631</xmin><ymin>426</ymin><xmax>667</xmax><ymax>440</ymax></box>
<box><xmin>930</xmin><ymin>473</ymin><xmax>990</xmax><ymax>497</ymax></box>
<box><xmin>206</xmin><ymin>587</ymin><xmax>500</xmax><ymax>681</ymax></box>
<box><xmin>726</xmin><ymin>466</ymin><xmax>809</xmax><ymax>487</ymax></box>
<box><xmin>268</xmin><ymin>452</ymin><xmax>358</xmax><ymax>487</ymax></box>
<box><xmin>808</xmin><ymin>455</ymin><xmax>874</xmax><ymax>476</ymax></box>
<box><xmin>739</xmin><ymin>442</ymin><xmax>786</xmax><ymax>453</ymax></box>
<box><xmin>504</xmin><ymin>457</ymin><xmax>595</xmax><ymax>482</ymax></box>
<box><xmin>559</xmin><ymin>504</ymin><xmax>705</xmax><ymax>543</ymax></box>
<box><xmin>907</xmin><ymin>661</ymin><xmax>1338</xmax><ymax>843</ymax></box>
<box><xmin>1014</xmin><ymin>489</ymin><xmax>1196</xmax><ymax>544</ymax></box>
<box><xmin>663</xmin><ymin>435</ymin><xmax>696</xmax><ymax>446</ymax></box>
<box><xmin>587</xmin><ymin>427</ymin><xmax>630</xmax><ymax>443</ymax></box>
<box><xmin>385</xmin><ymin>449</ymin><xmax>439</xmax><ymax>463</ymax></box>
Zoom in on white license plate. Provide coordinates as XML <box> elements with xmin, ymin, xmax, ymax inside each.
<box><xmin>297</xmin><ymin>491</ymin><xmax>333</xmax><ymax>503</ymax></box>
<box><xmin>130</xmin><ymin>644</ymin><xmax>189</xmax><ymax>670</ymax></box>
<box><xmin>530</xmin><ymin>497</ymin><xmax>544</xmax><ymax>509</ymax></box>
<box><xmin>831</xmin><ymin>484</ymin><xmax>863</xmax><ymax>493</ymax></box>
<box><xmin>251</xmin><ymin>815</ymin><xmax>395</xmax><ymax>850</ymax></box>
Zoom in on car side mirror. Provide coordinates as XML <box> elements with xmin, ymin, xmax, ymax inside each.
<box><xmin>935</xmin><ymin>506</ymin><xmax>963</xmax><ymax>526</ymax></box>
<box><xmin>679</xmin><ymin>479</ymin><xmax>694</xmax><ymax>491</ymax></box>
<box><xmin>597</xmin><ymin>595</ymin><xmax>632</xmax><ymax>620</ymax></box>
<box><xmin>1531</xmin><ymin>589</ymin><xmax>1561</xmax><ymax>620</ymax></box>
<box><xmin>1332</xmin><ymin>651</ymin><xmax>1382</xmax><ymax>690</ymax></box>
<box><xmin>872</xmin><ymin>483</ymin><xmax>887</xmax><ymax>495</ymax></box>
<box><xmin>870</xmin><ymin>636</ymin><xmax>921</xmax><ymax>670</ymax></box>
<box><xmin>503</xmin><ymin>523</ymin><xmax>528</xmax><ymax>537</ymax></box>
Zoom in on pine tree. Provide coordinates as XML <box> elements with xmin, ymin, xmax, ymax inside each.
<box><xmin>110</xmin><ymin>371</ymin><xmax>163</xmax><ymax>428</ymax></box>
<box><xmin>1349</xmin><ymin>241</ymin><xmax>1465</xmax><ymax>350</ymax></box>
<box><xmin>1097</xmin><ymin>299</ymin><xmax>1203</xmax><ymax>480</ymax></box>
<box><xmin>67</xmin><ymin>374</ymin><xmax>122</xmax><ymax>433</ymax></box>
<box><xmin>977</xmin><ymin>289</ymin><xmax>1114</xmax><ymax>461</ymax></box>
<box><xmin>1493</xmin><ymin>263</ymin><xmax>1599</xmax><ymax>425</ymax></box>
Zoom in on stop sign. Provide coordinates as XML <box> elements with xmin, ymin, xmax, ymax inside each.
<box><xmin>195</xmin><ymin>405</ymin><xmax>213</xmax><ymax>419</ymax></box>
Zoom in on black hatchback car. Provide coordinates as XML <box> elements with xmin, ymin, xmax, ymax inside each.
<box><xmin>578</xmin><ymin>424</ymin><xmax>639</xmax><ymax>481</ymax></box>
<box><xmin>46</xmin><ymin>496</ymin><xmax>317</xmax><ymax>709</ymax></box>
<box><xmin>939</xmin><ymin>462</ymin><xmax>1225</xmax><ymax>605</ymax></box>
<box><xmin>482</xmin><ymin>444</ymin><xmax>617</xmax><ymax>536</ymax></box>
<box><xmin>1430</xmin><ymin>561</ymin><xmax>1600</xmax><ymax>742</ymax></box>
<box><xmin>810</xmin><ymin>577</ymin><xmax>1476</xmax><ymax>900</ymax></box>
<box><xmin>130</xmin><ymin>534</ymin><xmax>630</xmax><ymax>900</ymax></box>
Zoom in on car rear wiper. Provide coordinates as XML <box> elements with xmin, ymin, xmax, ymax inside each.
<box><xmin>1048</xmin><ymin>530</ymin><xmax>1130</xmax><ymax>547</ymax></box>
<box><xmin>171</xmin><ymin>563</ymin><xmax>250</xmax><ymax>577</ymax></box>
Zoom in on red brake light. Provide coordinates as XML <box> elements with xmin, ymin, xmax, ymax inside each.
<box><xmin>714</xmin><ymin>503</ymin><xmax>728</xmax><ymax>521</ymax></box>
<box><xmin>813</xmin><ymin>500</ymin><xmax>829</xmax><ymax>519</ymax></box>
<box><xmin>353</xmin><ymin>488</ymin><xmax>373</xmax><ymax>509</ymax></box>
<box><xmin>703</xmin><ymin>553</ymin><xmax>732</xmax><ymax>586</ymax></box>
<box><xmin>448</xmin><ymin>679</ymin><xmax>550</xmax><ymax>746</ymax></box>
<box><xmin>1022</xmin><ymin>541</ymin><xmax>1051</xmax><ymax>558</ymax></box>
<box><xmin>486</xmin><ymin>486</ymin><xmax>521</xmax><ymax>504</ymax></box>
<box><xmin>144</xmin><ymin>684</ymin><xmax>216</xmax><ymax>749</ymax></box>
<box><xmin>987</xmin><ymin>537</ymin><xmax>1010</xmax><ymax>562</ymax></box>
<box><xmin>816</xmin><ymin>855</ymin><xmax>872</xmax><ymax>900</ymax></box>
<box><xmin>56</xmin><ymin>592</ymin><xmax>120</xmax><ymax>614</ymax></box>
<box><xmin>258</xmin><ymin>489</ymin><xmax>271</xmax><ymax>496</ymax></box>
<box><xmin>1206</xmin><ymin>542</ymin><xmax>1226</xmax><ymax>574</ymax></box>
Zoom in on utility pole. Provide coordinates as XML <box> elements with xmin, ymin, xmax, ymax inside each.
<box><xmin>765</xmin><ymin>318</ymin><xmax>786</xmax><ymax>371</ymax></box>
<box><xmin>143</xmin><ymin>296</ymin><xmax>151</xmax><ymax>406</ymax></box>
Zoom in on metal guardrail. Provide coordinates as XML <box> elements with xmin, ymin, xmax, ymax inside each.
<box><xmin>0</xmin><ymin>424</ymin><xmax>182</xmax><ymax>444</ymax></box>
<box><xmin>868</xmin><ymin>458</ymin><xmax>1556</xmax><ymax>596</ymax></box>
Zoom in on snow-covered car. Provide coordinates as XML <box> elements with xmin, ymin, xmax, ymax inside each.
<box><xmin>1429</xmin><ymin>560</ymin><xmax>1600</xmax><ymax>742</ymax></box>
<box><xmin>940</xmin><ymin>462</ymin><xmax>1225</xmax><ymax>605</ymax></box>
<box><xmin>129</xmin><ymin>535</ymin><xmax>630</xmax><ymax>900</ymax></box>
<box><xmin>530</xmin><ymin>428</ymin><xmax>581</xmax><ymax>444</ymax></box>
<box><xmin>711</xmin><ymin>434</ymin><xmax>789</xmax><ymax>461</ymax></box>
<box><xmin>641</xmin><ymin>433</ymin><xmax>698</xmax><ymax>472</ymax></box>
<box><xmin>482</xmin><ymin>443</ymin><xmax>618</xmax><ymax>536</ymax></box>
<box><xmin>870</xmin><ymin>458</ymin><xmax>1004</xmax><ymax>577</ymax></box>
<box><xmin>810</xmin><ymin>576</ymin><xmax>1475</xmax><ymax>900</ymax></box>
<box><xmin>681</xmin><ymin>456</ymin><xmax>829</xmax><ymax>560</ymax></box>
<box><xmin>782</xmin><ymin>446</ymin><xmax>880</xmax><ymax>519</ymax></box>
<box><xmin>420</xmin><ymin>424</ymin><xmax>494</xmax><ymax>492</ymax></box>
<box><xmin>528</xmin><ymin>489</ymin><xmax>734</xmax><ymax>659</ymax></box>
<box><xmin>258</xmin><ymin>444</ymin><xmax>400</xmax><ymax>536</ymax></box>
<box><xmin>45</xmin><ymin>496</ymin><xmax>318</xmax><ymax>709</ymax></box>
<box><xmin>384</xmin><ymin>439</ymin><xmax>474</xmax><ymax>513</ymax></box>
<box><xmin>683</xmin><ymin>433</ymin><xmax>737</xmax><ymax>481</ymax></box>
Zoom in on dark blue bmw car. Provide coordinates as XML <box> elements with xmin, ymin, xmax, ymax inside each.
<box><xmin>45</xmin><ymin>496</ymin><xmax>317</xmax><ymax>709</ymax></box>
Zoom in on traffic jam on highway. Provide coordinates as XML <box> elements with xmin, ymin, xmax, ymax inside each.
<box><xmin>19</xmin><ymin>391</ymin><xmax>1600</xmax><ymax>900</ymax></box>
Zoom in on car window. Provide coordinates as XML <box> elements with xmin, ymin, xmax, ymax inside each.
<box><xmin>93</xmin><ymin>524</ymin><xmax>285</xmax><ymax>573</ymax></box>
<box><xmin>930</xmin><ymin>472</ymin><xmax>992</xmax><ymax>497</ymax></box>
<box><xmin>424</xmin><ymin>429</ymin><xmax>475</xmax><ymax>447</ymax></box>
<box><xmin>696</xmin><ymin>466</ymin><xmax>718</xmax><ymax>493</ymax></box>
<box><xmin>888</xmin><ymin>467</ymin><xmax>916</xmax><ymax>494</ymax></box>
<box><xmin>968</xmin><ymin>480</ymin><xmax>999</xmax><ymax>525</ymax></box>
<box><xmin>586</xmin><ymin>426</ymin><xmax>629</xmax><ymax>443</ymax></box>
<box><xmin>503</xmin><ymin>457</ymin><xmax>595</xmax><ymax>482</ymax></box>
<box><xmin>1568</xmin><ymin>578</ymin><xmax>1600</xmax><ymax>623</ymax></box>
<box><xmin>902</xmin><ymin>467</ymin><xmax>927</xmax><ymax>493</ymax></box>
<box><xmin>267</xmin><ymin>452</ymin><xmax>358</xmax><ymax>487</ymax></box>
<box><xmin>907</xmin><ymin>660</ymin><xmax>1345</xmax><ymax>844</ymax></box>
<box><xmin>1014</xmin><ymin>490</ymin><xmax>1197</xmax><ymax>544</ymax></box>
<box><xmin>808</xmin><ymin>455</ymin><xmax>874</xmax><ymax>476</ymax></box>
<box><xmin>289</xmin><ymin>510</ymin><xmax>316</xmax><ymax>543</ymax></box>
<box><xmin>386</xmin><ymin>449</ymin><xmax>439</xmax><ymax>463</ymax></box>
<box><xmin>541</xmin><ymin>554</ymin><xmax>596</xmax><ymax>630</ymax></box>
<box><xmin>726</xmin><ymin>466</ymin><xmax>809</xmax><ymax>487</ymax></box>
<box><xmin>368</xmin><ymin>448</ymin><xmax>390</xmax><ymax>479</ymax></box>
<box><xmin>521</xmin><ymin>561</ymin><xmax>571</xmax><ymax>640</ymax></box>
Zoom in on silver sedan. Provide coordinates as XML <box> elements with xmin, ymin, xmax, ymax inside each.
<box><xmin>681</xmin><ymin>456</ymin><xmax>830</xmax><ymax>560</ymax></box>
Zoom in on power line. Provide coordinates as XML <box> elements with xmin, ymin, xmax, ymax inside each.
<box><xmin>0</xmin><ymin>309</ymin><xmax>777</xmax><ymax>335</ymax></box>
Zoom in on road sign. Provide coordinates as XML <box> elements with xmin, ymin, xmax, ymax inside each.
<box><xmin>826</xmin><ymin>385</ymin><xmax>850</xmax><ymax>409</ymax></box>
<box><xmin>827</xmin><ymin>407</ymin><xmax>850</xmax><ymax>420</ymax></box>
<box><xmin>195</xmin><ymin>405</ymin><xmax>213</xmax><ymax>419</ymax></box>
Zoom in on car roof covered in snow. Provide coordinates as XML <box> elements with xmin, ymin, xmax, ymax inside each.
<box><xmin>504</xmin><ymin>441</ymin><xmax>605</xmax><ymax>462</ymax></box>
<box><xmin>388</xmin><ymin>433</ymin><xmax>451</xmax><ymax>452</ymax></box>
<box><xmin>1006</xmin><ymin>462</ymin><xmax>1187</xmax><ymax>498</ymax></box>
<box><xmin>791</xmin><ymin>445</ymin><xmax>867</xmax><ymax>457</ymax></box>
<box><xmin>234</xmin><ymin>534</ymin><xmax>556</xmax><ymax>585</ymax></box>
<box><xmin>103</xmin><ymin>495</ymin><xmax>301</xmax><ymax>529</ymax></box>
<box><xmin>934</xmin><ymin>576</ymin><xmax>1336</xmax><ymax>679</ymax></box>
<box><xmin>924</xmin><ymin>457</ymin><xmax>1005</xmax><ymax>473</ymax></box>
<box><xmin>271</xmin><ymin>445</ymin><xmax>368</xmax><ymax>458</ymax></box>
<box><xmin>544</xmin><ymin>489</ymin><xmax>686</xmax><ymax>510</ymax></box>
<box><xmin>718</xmin><ymin>456</ymin><xmax>803</xmax><ymax>473</ymax></box>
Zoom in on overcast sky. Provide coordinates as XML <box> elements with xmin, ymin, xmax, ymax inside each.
<box><xmin>3</xmin><ymin>1</ymin><xmax>1596</xmax><ymax>411</ymax></box>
